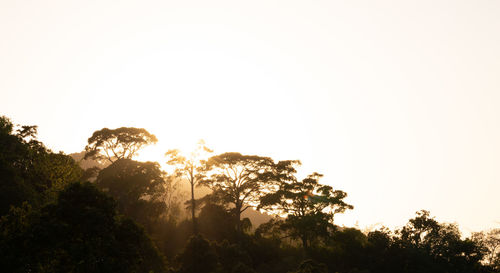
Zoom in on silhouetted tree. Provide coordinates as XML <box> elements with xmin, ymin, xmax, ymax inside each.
<box><xmin>166</xmin><ymin>140</ymin><xmax>212</xmax><ymax>234</ymax></box>
<box><xmin>202</xmin><ymin>152</ymin><xmax>275</xmax><ymax>232</ymax></box>
<box><xmin>0</xmin><ymin>116</ymin><xmax>82</xmax><ymax>214</ymax></box>
<box><xmin>2</xmin><ymin>115</ymin><xmax>496</xmax><ymax>273</ymax></box>
<box><xmin>197</xmin><ymin>202</ymin><xmax>239</xmax><ymax>242</ymax></box>
<box><xmin>176</xmin><ymin>235</ymin><xmax>218</xmax><ymax>273</ymax></box>
<box><xmin>394</xmin><ymin>210</ymin><xmax>485</xmax><ymax>273</ymax></box>
<box><xmin>84</xmin><ymin>127</ymin><xmax>157</xmax><ymax>163</ymax></box>
<box><xmin>289</xmin><ymin>259</ymin><xmax>328</xmax><ymax>273</ymax></box>
<box><xmin>214</xmin><ymin>240</ymin><xmax>254</xmax><ymax>272</ymax></box>
<box><xmin>319</xmin><ymin>228</ymin><xmax>368</xmax><ymax>272</ymax></box>
<box><xmin>365</xmin><ymin>228</ymin><xmax>393</xmax><ymax>273</ymax></box>
<box><xmin>259</xmin><ymin>162</ymin><xmax>353</xmax><ymax>249</ymax></box>
<box><xmin>95</xmin><ymin>159</ymin><xmax>167</xmax><ymax>231</ymax></box>
<box><xmin>0</xmin><ymin>182</ymin><xmax>167</xmax><ymax>273</ymax></box>
<box><xmin>473</xmin><ymin>228</ymin><xmax>500</xmax><ymax>270</ymax></box>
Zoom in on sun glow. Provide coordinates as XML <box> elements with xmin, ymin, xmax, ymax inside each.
<box><xmin>4</xmin><ymin>0</ymin><xmax>500</xmax><ymax>235</ymax></box>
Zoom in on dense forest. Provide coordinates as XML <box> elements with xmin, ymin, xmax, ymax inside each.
<box><xmin>1</xmin><ymin>115</ymin><xmax>499</xmax><ymax>273</ymax></box>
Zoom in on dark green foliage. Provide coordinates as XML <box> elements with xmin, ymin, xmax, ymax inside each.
<box><xmin>30</xmin><ymin>152</ymin><xmax>83</xmax><ymax>201</ymax></box>
<box><xmin>153</xmin><ymin>218</ymin><xmax>193</xmax><ymax>261</ymax></box>
<box><xmin>289</xmin><ymin>260</ymin><xmax>328</xmax><ymax>273</ymax></box>
<box><xmin>259</xmin><ymin>165</ymin><xmax>353</xmax><ymax>248</ymax></box>
<box><xmin>244</xmin><ymin>236</ymin><xmax>303</xmax><ymax>273</ymax></box>
<box><xmin>0</xmin><ymin>182</ymin><xmax>167</xmax><ymax>273</ymax></box>
<box><xmin>390</xmin><ymin>210</ymin><xmax>486</xmax><ymax>273</ymax></box>
<box><xmin>198</xmin><ymin>203</ymin><xmax>239</xmax><ymax>242</ymax></box>
<box><xmin>95</xmin><ymin>159</ymin><xmax>167</xmax><ymax>232</ymax></box>
<box><xmin>214</xmin><ymin>240</ymin><xmax>253</xmax><ymax>272</ymax></box>
<box><xmin>176</xmin><ymin>235</ymin><xmax>218</xmax><ymax>273</ymax></box>
<box><xmin>0</xmin><ymin>116</ymin><xmax>82</xmax><ymax>215</ymax></box>
<box><xmin>308</xmin><ymin>228</ymin><xmax>368</xmax><ymax>273</ymax></box>
<box><xmin>365</xmin><ymin>228</ymin><xmax>393</xmax><ymax>273</ymax></box>
<box><xmin>229</xmin><ymin>262</ymin><xmax>257</xmax><ymax>273</ymax></box>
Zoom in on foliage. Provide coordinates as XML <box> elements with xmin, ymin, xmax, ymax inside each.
<box><xmin>288</xmin><ymin>259</ymin><xmax>328</xmax><ymax>273</ymax></box>
<box><xmin>176</xmin><ymin>235</ymin><xmax>218</xmax><ymax>273</ymax></box>
<box><xmin>259</xmin><ymin>162</ymin><xmax>353</xmax><ymax>248</ymax></box>
<box><xmin>0</xmin><ymin>116</ymin><xmax>495</xmax><ymax>273</ymax></box>
<box><xmin>392</xmin><ymin>210</ymin><xmax>486</xmax><ymax>273</ymax></box>
<box><xmin>473</xmin><ymin>228</ymin><xmax>500</xmax><ymax>270</ymax></box>
<box><xmin>0</xmin><ymin>116</ymin><xmax>82</xmax><ymax>214</ymax></box>
<box><xmin>165</xmin><ymin>140</ymin><xmax>212</xmax><ymax>233</ymax></box>
<box><xmin>214</xmin><ymin>240</ymin><xmax>253</xmax><ymax>273</ymax></box>
<box><xmin>95</xmin><ymin>159</ymin><xmax>169</xmax><ymax>231</ymax></box>
<box><xmin>202</xmin><ymin>152</ymin><xmax>275</xmax><ymax>232</ymax></box>
<box><xmin>197</xmin><ymin>203</ymin><xmax>239</xmax><ymax>242</ymax></box>
<box><xmin>0</xmin><ymin>182</ymin><xmax>167</xmax><ymax>273</ymax></box>
<box><xmin>85</xmin><ymin>127</ymin><xmax>158</xmax><ymax>163</ymax></box>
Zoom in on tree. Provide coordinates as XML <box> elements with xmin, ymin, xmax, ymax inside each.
<box><xmin>365</xmin><ymin>228</ymin><xmax>393</xmax><ymax>273</ymax></box>
<box><xmin>473</xmin><ymin>228</ymin><xmax>500</xmax><ymax>270</ymax></box>
<box><xmin>202</xmin><ymin>152</ymin><xmax>275</xmax><ymax>232</ymax></box>
<box><xmin>395</xmin><ymin>210</ymin><xmax>485</xmax><ymax>273</ymax></box>
<box><xmin>289</xmin><ymin>260</ymin><xmax>328</xmax><ymax>273</ymax></box>
<box><xmin>176</xmin><ymin>235</ymin><xmax>218</xmax><ymax>273</ymax></box>
<box><xmin>165</xmin><ymin>140</ymin><xmax>212</xmax><ymax>234</ymax></box>
<box><xmin>84</xmin><ymin>127</ymin><xmax>157</xmax><ymax>163</ymax></box>
<box><xmin>0</xmin><ymin>182</ymin><xmax>167</xmax><ymax>273</ymax></box>
<box><xmin>215</xmin><ymin>240</ymin><xmax>255</xmax><ymax>273</ymax></box>
<box><xmin>197</xmin><ymin>203</ymin><xmax>239</xmax><ymax>242</ymax></box>
<box><xmin>95</xmin><ymin>159</ymin><xmax>167</xmax><ymax>231</ymax></box>
<box><xmin>259</xmin><ymin>161</ymin><xmax>353</xmax><ymax>249</ymax></box>
<box><xmin>0</xmin><ymin>116</ymin><xmax>82</xmax><ymax>214</ymax></box>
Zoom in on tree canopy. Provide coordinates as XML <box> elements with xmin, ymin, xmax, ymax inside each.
<box><xmin>259</xmin><ymin>164</ymin><xmax>353</xmax><ymax>248</ymax></box>
<box><xmin>202</xmin><ymin>152</ymin><xmax>275</xmax><ymax>232</ymax></box>
<box><xmin>0</xmin><ymin>182</ymin><xmax>167</xmax><ymax>273</ymax></box>
<box><xmin>0</xmin><ymin>116</ymin><xmax>82</xmax><ymax>214</ymax></box>
<box><xmin>84</xmin><ymin>127</ymin><xmax>158</xmax><ymax>163</ymax></box>
<box><xmin>1</xmin><ymin>115</ymin><xmax>496</xmax><ymax>273</ymax></box>
<box><xmin>165</xmin><ymin>140</ymin><xmax>212</xmax><ymax>234</ymax></box>
<box><xmin>95</xmin><ymin>159</ymin><xmax>168</xmax><ymax>231</ymax></box>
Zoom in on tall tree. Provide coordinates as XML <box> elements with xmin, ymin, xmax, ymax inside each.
<box><xmin>84</xmin><ymin>127</ymin><xmax>157</xmax><ymax>163</ymax></box>
<box><xmin>165</xmin><ymin>140</ymin><xmax>212</xmax><ymax>234</ymax></box>
<box><xmin>202</xmin><ymin>152</ymin><xmax>275</xmax><ymax>232</ymax></box>
<box><xmin>259</xmin><ymin>161</ymin><xmax>353</xmax><ymax>248</ymax></box>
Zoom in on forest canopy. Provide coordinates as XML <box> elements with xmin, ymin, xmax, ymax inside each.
<box><xmin>0</xmin><ymin>115</ymin><xmax>498</xmax><ymax>273</ymax></box>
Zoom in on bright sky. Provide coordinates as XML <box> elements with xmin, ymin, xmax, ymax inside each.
<box><xmin>2</xmin><ymin>0</ymin><xmax>500</xmax><ymax>234</ymax></box>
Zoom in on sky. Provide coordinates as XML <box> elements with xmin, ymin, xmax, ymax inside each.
<box><xmin>1</xmin><ymin>0</ymin><xmax>500</xmax><ymax>234</ymax></box>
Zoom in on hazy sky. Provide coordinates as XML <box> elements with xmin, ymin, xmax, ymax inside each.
<box><xmin>2</xmin><ymin>0</ymin><xmax>500</xmax><ymax>233</ymax></box>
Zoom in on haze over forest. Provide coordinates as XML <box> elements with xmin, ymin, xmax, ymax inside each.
<box><xmin>1</xmin><ymin>118</ymin><xmax>499</xmax><ymax>272</ymax></box>
<box><xmin>1</xmin><ymin>0</ymin><xmax>500</xmax><ymax>272</ymax></box>
<box><xmin>2</xmin><ymin>0</ymin><xmax>500</xmax><ymax>234</ymax></box>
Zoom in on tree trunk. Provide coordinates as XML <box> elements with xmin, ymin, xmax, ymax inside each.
<box><xmin>301</xmin><ymin>235</ymin><xmax>309</xmax><ymax>250</ymax></box>
<box><xmin>235</xmin><ymin>202</ymin><xmax>242</xmax><ymax>233</ymax></box>
<box><xmin>191</xmin><ymin>181</ymin><xmax>198</xmax><ymax>234</ymax></box>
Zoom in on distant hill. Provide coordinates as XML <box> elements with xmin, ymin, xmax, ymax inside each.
<box><xmin>69</xmin><ymin>151</ymin><xmax>109</xmax><ymax>170</ymax></box>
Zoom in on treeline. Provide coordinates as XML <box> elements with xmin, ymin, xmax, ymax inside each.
<box><xmin>0</xmin><ymin>116</ymin><xmax>499</xmax><ymax>273</ymax></box>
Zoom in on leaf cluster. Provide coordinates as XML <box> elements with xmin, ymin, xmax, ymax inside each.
<box><xmin>85</xmin><ymin>127</ymin><xmax>158</xmax><ymax>163</ymax></box>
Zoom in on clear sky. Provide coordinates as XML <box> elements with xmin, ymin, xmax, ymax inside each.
<box><xmin>1</xmin><ymin>0</ymin><xmax>500</xmax><ymax>234</ymax></box>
